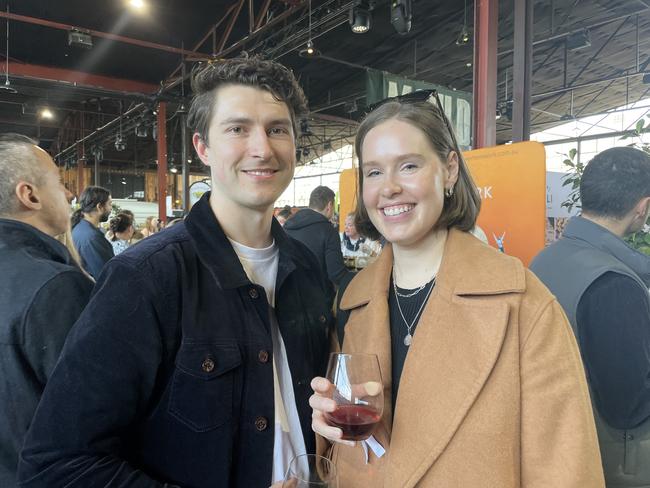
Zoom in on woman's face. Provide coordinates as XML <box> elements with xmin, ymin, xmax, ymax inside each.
<box><xmin>360</xmin><ymin>118</ymin><xmax>458</xmax><ymax>249</ymax></box>
<box><xmin>344</xmin><ymin>215</ymin><xmax>358</xmax><ymax>239</ymax></box>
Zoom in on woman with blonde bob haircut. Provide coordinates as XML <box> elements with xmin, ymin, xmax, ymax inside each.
<box><xmin>309</xmin><ymin>91</ymin><xmax>604</xmax><ymax>487</ymax></box>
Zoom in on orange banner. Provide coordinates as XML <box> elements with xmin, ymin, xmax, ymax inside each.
<box><xmin>338</xmin><ymin>141</ymin><xmax>546</xmax><ymax>266</ymax></box>
<box><xmin>464</xmin><ymin>141</ymin><xmax>546</xmax><ymax>266</ymax></box>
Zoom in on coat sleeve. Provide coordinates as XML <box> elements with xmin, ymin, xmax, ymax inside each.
<box><xmin>520</xmin><ymin>296</ymin><xmax>605</xmax><ymax>487</ymax></box>
<box><xmin>22</xmin><ymin>270</ymin><xmax>93</xmax><ymax>385</ymax></box>
<box><xmin>18</xmin><ymin>260</ymin><xmax>176</xmax><ymax>488</ymax></box>
<box><xmin>324</xmin><ymin>226</ymin><xmax>350</xmax><ymax>286</ymax></box>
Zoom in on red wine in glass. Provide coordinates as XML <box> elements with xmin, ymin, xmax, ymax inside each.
<box><xmin>325</xmin><ymin>404</ymin><xmax>381</xmax><ymax>441</ymax></box>
<box><xmin>324</xmin><ymin>353</ymin><xmax>384</xmax><ymax>442</ymax></box>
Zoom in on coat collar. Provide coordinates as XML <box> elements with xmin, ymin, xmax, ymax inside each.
<box><xmin>184</xmin><ymin>192</ymin><xmax>314</xmax><ymax>289</ymax></box>
<box><xmin>341</xmin><ymin>228</ymin><xmax>526</xmax><ymax>311</ymax></box>
<box><xmin>339</xmin><ymin>229</ymin><xmax>524</xmax><ymax>488</ymax></box>
<box><xmin>0</xmin><ymin>218</ymin><xmax>74</xmax><ymax>266</ymax></box>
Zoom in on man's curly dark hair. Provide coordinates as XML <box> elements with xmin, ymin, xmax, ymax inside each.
<box><xmin>187</xmin><ymin>56</ymin><xmax>308</xmax><ymax>144</ymax></box>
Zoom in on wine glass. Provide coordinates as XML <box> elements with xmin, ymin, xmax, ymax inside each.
<box><xmin>282</xmin><ymin>454</ymin><xmax>337</xmax><ymax>487</ymax></box>
<box><xmin>324</xmin><ymin>353</ymin><xmax>383</xmax><ymax>441</ymax></box>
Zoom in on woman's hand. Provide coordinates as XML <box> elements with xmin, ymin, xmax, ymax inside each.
<box><xmin>309</xmin><ymin>377</ymin><xmax>356</xmax><ymax>447</ymax></box>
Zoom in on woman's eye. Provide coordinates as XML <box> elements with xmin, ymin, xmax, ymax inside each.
<box><xmin>366</xmin><ymin>169</ymin><xmax>381</xmax><ymax>177</ymax></box>
<box><xmin>401</xmin><ymin>163</ymin><xmax>418</xmax><ymax>171</ymax></box>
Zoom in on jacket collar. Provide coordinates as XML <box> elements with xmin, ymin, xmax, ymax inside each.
<box><xmin>340</xmin><ymin>228</ymin><xmax>526</xmax><ymax>310</ymax></box>
<box><xmin>0</xmin><ymin>218</ymin><xmax>74</xmax><ymax>265</ymax></box>
<box><xmin>184</xmin><ymin>192</ymin><xmax>314</xmax><ymax>289</ymax></box>
<box><xmin>563</xmin><ymin>215</ymin><xmax>650</xmax><ymax>286</ymax></box>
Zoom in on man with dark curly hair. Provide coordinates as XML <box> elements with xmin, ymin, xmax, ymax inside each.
<box><xmin>20</xmin><ymin>57</ymin><xmax>332</xmax><ymax>488</ymax></box>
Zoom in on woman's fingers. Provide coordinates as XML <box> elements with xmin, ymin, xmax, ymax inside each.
<box><xmin>311</xmin><ymin>410</ymin><xmax>355</xmax><ymax>447</ymax></box>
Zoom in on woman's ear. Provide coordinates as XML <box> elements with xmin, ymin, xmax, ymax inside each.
<box><xmin>445</xmin><ymin>151</ymin><xmax>460</xmax><ymax>186</ymax></box>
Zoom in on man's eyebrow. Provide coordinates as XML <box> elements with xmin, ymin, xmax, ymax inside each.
<box><xmin>218</xmin><ymin>117</ymin><xmax>292</xmax><ymax>126</ymax></box>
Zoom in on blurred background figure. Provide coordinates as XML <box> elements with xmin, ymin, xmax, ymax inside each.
<box><xmin>341</xmin><ymin>211</ymin><xmax>381</xmax><ymax>259</ymax></box>
<box><xmin>141</xmin><ymin>216</ymin><xmax>159</xmax><ymax>238</ymax></box>
<box><xmin>108</xmin><ymin>213</ymin><xmax>135</xmax><ymax>255</ymax></box>
<box><xmin>276</xmin><ymin>205</ymin><xmax>293</xmax><ymax>226</ymax></box>
<box><xmin>284</xmin><ymin>185</ymin><xmax>350</xmax><ymax>307</ymax></box>
<box><xmin>0</xmin><ymin>133</ymin><xmax>93</xmax><ymax>486</ymax></box>
<box><xmin>71</xmin><ymin>186</ymin><xmax>114</xmax><ymax>279</ymax></box>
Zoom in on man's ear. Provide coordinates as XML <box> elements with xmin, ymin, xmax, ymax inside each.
<box><xmin>193</xmin><ymin>133</ymin><xmax>210</xmax><ymax>166</ymax></box>
<box><xmin>14</xmin><ymin>181</ymin><xmax>41</xmax><ymax>211</ymax></box>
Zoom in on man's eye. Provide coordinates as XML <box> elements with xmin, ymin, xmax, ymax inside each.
<box><xmin>227</xmin><ymin>126</ymin><xmax>243</xmax><ymax>134</ymax></box>
<box><xmin>269</xmin><ymin>127</ymin><xmax>289</xmax><ymax>135</ymax></box>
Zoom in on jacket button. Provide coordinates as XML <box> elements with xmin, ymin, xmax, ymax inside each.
<box><xmin>258</xmin><ymin>350</ymin><xmax>270</xmax><ymax>363</ymax></box>
<box><xmin>318</xmin><ymin>314</ymin><xmax>327</xmax><ymax>323</ymax></box>
<box><xmin>249</xmin><ymin>288</ymin><xmax>259</xmax><ymax>299</ymax></box>
<box><xmin>201</xmin><ymin>358</ymin><xmax>215</xmax><ymax>373</ymax></box>
<box><xmin>255</xmin><ymin>416</ymin><xmax>269</xmax><ymax>431</ymax></box>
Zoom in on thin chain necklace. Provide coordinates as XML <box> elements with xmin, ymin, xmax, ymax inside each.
<box><xmin>392</xmin><ymin>274</ymin><xmax>436</xmax><ymax>346</ymax></box>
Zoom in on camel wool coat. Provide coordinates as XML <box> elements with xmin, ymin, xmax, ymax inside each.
<box><xmin>321</xmin><ymin>229</ymin><xmax>604</xmax><ymax>488</ymax></box>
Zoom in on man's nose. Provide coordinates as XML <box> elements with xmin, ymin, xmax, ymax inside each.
<box><xmin>249</xmin><ymin>127</ymin><xmax>272</xmax><ymax>159</ymax></box>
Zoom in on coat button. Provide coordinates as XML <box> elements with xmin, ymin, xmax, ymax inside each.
<box><xmin>201</xmin><ymin>358</ymin><xmax>215</xmax><ymax>373</ymax></box>
<box><xmin>249</xmin><ymin>288</ymin><xmax>259</xmax><ymax>299</ymax></box>
<box><xmin>318</xmin><ymin>314</ymin><xmax>327</xmax><ymax>323</ymax></box>
<box><xmin>255</xmin><ymin>416</ymin><xmax>269</xmax><ymax>431</ymax></box>
<box><xmin>258</xmin><ymin>350</ymin><xmax>270</xmax><ymax>363</ymax></box>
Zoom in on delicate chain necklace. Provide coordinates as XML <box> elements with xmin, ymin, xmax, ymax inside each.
<box><xmin>394</xmin><ymin>282</ymin><xmax>427</xmax><ymax>298</ymax></box>
<box><xmin>392</xmin><ymin>274</ymin><xmax>436</xmax><ymax>346</ymax></box>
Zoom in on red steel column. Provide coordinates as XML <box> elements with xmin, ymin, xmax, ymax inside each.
<box><xmin>157</xmin><ymin>102</ymin><xmax>168</xmax><ymax>224</ymax></box>
<box><xmin>472</xmin><ymin>0</ymin><xmax>499</xmax><ymax>149</ymax></box>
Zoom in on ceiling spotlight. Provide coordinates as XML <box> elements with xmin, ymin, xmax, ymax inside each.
<box><xmin>92</xmin><ymin>146</ymin><xmax>104</xmax><ymax>162</ymax></box>
<box><xmin>299</xmin><ymin>0</ymin><xmax>321</xmax><ymax>57</ymax></box>
<box><xmin>465</xmin><ymin>62</ymin><xmax>472</xmax><ymax>68</ymax></box>
<box><xmin>170</xmin><ymin>165</ymin><xmax>179</xmax><ymax>174</ymax></box>
<box><xmin>495</xmin><ymin>108</ymin><xmax>502</xmax><ymax>120</ymax></box>
<box><xmin>39</xmin><ymin>107</ymin><xmax>54</xmax><ymax>120</ymax></box>
<box><xmin>115</xmin><ymin>134</ymin><xmax>126</xmax><ymax>151</ymax></box>
<box><xmin>350</xmin><ymin>2</ymin><xmax>374</xmax><ymax>34</ymax></box>
<box><xmin>128</xmin><ymin>0</ymin><xmax>146</xmax><ymax>10</ymax></box>
<box><xmin>299</xmin><ymin>40</ymin><xmax>320</xmax><ymax>58</ymax></box>
<box><xmin>121</xmin><ymin>177</ymin><xmax>127</xmax><ymax>185</ymax></box>
<box><xmin>302</xmin><ymin>147</ymin><xmax>311</xmax><ymax>157</ymax></box>
<box><xmin>390</xmin><ymin>0</ymin><xmax>412</xmax><ymax>35</ymax></box>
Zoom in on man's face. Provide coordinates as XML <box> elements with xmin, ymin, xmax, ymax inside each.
<box><xmin>193</xmin><ymin>84</ymin><xmax>296</xmax><ymax>216</ymax></box>
<box><xmin>99</xmin><ymin>197</ymin><xmax>112</xmax><ymax>223</ymax></box>
<box><xmin>33</xmin><ymin>147</ymin><xmax>73</xmax><ymax>236</ymax></box>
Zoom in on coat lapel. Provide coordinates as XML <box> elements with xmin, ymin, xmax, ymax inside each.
<box><xmin>341</xmin><ymin>247</ymin><xmax>395</xmax><ymax>432</ymax></box>
<box><xmin>385</xmin><ymin>294</ymin><xmax>510</xmax><ymax>487</ymax></box>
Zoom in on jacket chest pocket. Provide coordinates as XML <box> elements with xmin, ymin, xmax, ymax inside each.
<box><xmin>169</xmin><ymin>343</ymin><xmax>241</xmax><ymax>432</ymax></box>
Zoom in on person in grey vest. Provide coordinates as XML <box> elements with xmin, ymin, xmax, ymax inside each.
<box><xmin>531</xmin><ymin>146</ymin><xmax>650</xmax><ymax>487</ymax></box>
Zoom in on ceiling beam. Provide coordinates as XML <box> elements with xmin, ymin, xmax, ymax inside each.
<box><xmin>0</xmin><ymin>11</ymin><xmax>198</xmax><ymax>58</ymax></box>
<box><xmin>9</xmin><ymin>62</ymin><xmax>158</xmax><ymax>95</ymax></box>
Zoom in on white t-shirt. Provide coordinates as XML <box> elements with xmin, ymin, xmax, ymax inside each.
<box><xmin>229</xmin><ymin>238</ymin><xmax>309</xmax><ymax>484</ymax></box>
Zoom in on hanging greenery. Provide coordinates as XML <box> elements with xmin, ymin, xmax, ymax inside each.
<box><xmin>561</xmin><ymin>115</ymin><xmax>650</xmax><ymax>255</ymax></box>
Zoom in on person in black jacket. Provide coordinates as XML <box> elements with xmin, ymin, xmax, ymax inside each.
<box><xmin>284</xmin><ymin>185</ymin><xmax>351</xmax><ymax>305</ymax></box>
<box><xmin>0</xmin><ymin>133</ymin><xmax>93</xmax><ymax>487</ymax></box>
<box><xmin>19</xmin><ymin>57</ymin><xmax>332</xmax><ymax>488</ymax></box>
